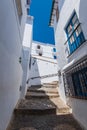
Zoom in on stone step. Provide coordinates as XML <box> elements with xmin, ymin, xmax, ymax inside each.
<box><xmin>9</xmin><ymin>114</ymin><xmax>83</xmax><ymax>130</ymax></box>
<box><xmin>14</xmin><ymin>99</ymin><xmax>56</xmax><ymax>115</ymax></box>
<box><xmin>50</xmin><ymin>97</ymin><xmax>71</xmax><ymax>114</ymax></box>
<box><xmin>29</xmin><ymin>84</ymin><xmax>57</xmax><ymax>88</ymax></box>
<box><xmin>14</xmin><ymin>97</ymin><xmax>70</xmax><ymax>116</ymax></box>
<box><xmin>27</xmin><ymin>87</ymin><xmax>58</xmax><ymax>94</ymax></box>
<box><xmin>42</xmin><ymin>85</ymin><xmax>57</xmax><ymax>88</ymax></box>
<box><xmin>20</xmin><ymin>128</ymin><xmax>36</xmax><ymax>130</ymax></box>
<box><xmin>25</xmin><ymin>92</ymin><xmax>59</xmax><ymax>99</ymax></box>
<box><xmin>43</xmin><ymin>82</ymin><xmax>58</xmax><ymax>86</ymax></box>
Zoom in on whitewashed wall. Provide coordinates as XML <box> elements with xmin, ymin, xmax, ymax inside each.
<box><xmin>31</xmin><ymin>41</ymin><xmax>55</xmax><ymax>58</ymax></box>
<box><xmin>55</xmin><ymin>0</ymin><xmax>87</xmax><ymax>129</ymax></box>
<box><xmin>29</xmin><ymin>41</ymin><xmax>58</xmax><ymax>86</ymax></box>
<box><xmin>21</xmin><ymin>16</ymin><xmax>33</xmax><ymax>98</ymax></box>
<box><xmin>29</xmin><ymin>58</ymin><xmax>58</xmax><ymax>85</ymax></box>
<box><xmin>0</xmin><ymin>0</ymin><xmax>27</xmax><ymax>130</ymax></box>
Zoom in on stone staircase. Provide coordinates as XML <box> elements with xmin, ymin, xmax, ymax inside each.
<box><xmin>7</xmin><ymin>82</ymin><xmax>83</xmax><ymax>130</ymax></box>
<box><xmin>14</xmin><ymin>82</ymin><xmax>70</xmax><ymax>115</ymax></box>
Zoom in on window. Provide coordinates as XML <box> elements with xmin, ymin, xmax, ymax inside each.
<box><xmin>53</xmin><ymin>48</ymin><xmax>57</xmax><ymax>59</ymax></box>
<box><xmin>15</xmin><ymin>0</ymin><xmax>22</xmax><ymax>23</ymax></box>
<box><xmin>36</xmin><ymin>45</ymin><xmax>43</xmax><ymax>56</ymax></box>
<box><xmin>27</xmin><ymin>8</ymin><xmax>29</xmax><ymax>15</ymax></box>
<box><xmin>39</xmin><ymin>52</ymin><xmax>42</xmax><ymax>56</ymax></box>
<box><xmin>72</xmin><ymin>67</ymin><xmax>87</xmax><ymax>97</ymax></box>
<box><xmin>27</xmin><ymin>0</ymin><xmax>30</xmax><ymax>5</ymax></box>
<box><xmin>64</xmin><ymin>58</ymin><xmax>87</xmax><ymax>99</ymax></box>
<box><xmin>37</xmin><ymin>45</ymin><xmax>41</xmax><ymax>49</ymax></box>
<box><xmin>65</xmin><ymin>11</ymin><xmax>85</xmax><ymax>54</ymax></box>
<box><xmin>54</xmin><ymin>55</ymin><xmax>57</xmax><ymax>59</ymax></box>
<box><xmin>53</xmin><ymin>48</ymin><xmax>56</xmax><ymax>52</ymax></box>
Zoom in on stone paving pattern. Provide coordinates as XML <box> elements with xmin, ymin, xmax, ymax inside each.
<box><xmin>7</xmin><ymin>82</ymin><xmax>83</xmax><ymax>130</ymax></box>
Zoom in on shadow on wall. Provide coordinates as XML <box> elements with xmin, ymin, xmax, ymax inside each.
<box><xmin>29</xmin><ymin>57</ymin><xmax>41</xmax><ymax>86</ymax></box>
<box><xmin>66</xmin><ymin>2</ymin><xmax>87</xmax><ymax>130</ymax></box>
<box><xmin>20</xmin><ymin>46</ymin><xmax>31</xmax><ymax>98</ymax></box>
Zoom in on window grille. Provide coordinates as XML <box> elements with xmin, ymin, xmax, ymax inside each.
<box><xmin>64</xmin><ymin>57</ymin><xmax>87</xmax><ymax>99</ymax></box>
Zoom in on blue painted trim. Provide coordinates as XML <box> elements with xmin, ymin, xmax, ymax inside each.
<box><xmin>65</xmin><ymin>11</ymin><xmax>85</xmax><ymax>54</ymax></box>
<box><xmin>53</xmin><ymin>48</ymin><xmax>56</xmax><ymax>52</ymax></box>
<box><xmin>54</xmin><ymin>55</ymin><xmax>57</xmax><ymax>59</ymax></box>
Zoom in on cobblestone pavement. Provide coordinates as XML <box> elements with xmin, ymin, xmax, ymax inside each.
<box><xmin>9</xmin><ymin>114</ymin><xmax>83</xmax><ymax>130</ymax></box>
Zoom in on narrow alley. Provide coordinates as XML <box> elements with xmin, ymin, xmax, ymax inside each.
<box><xmin>7</xmin><ymin>82</ymin><xmax>83</xmax><ymax>130</ymax></box>
<box><xmin>0</xmin><ymin>0</ymin><xmax>87</xmax><ymax>130</ymax></box>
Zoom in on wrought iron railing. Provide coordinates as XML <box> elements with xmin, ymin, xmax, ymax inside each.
<box><xmin>63</xmin><ymin>55</ymin><xmax>87</xmax><ymax>99</ymax></box>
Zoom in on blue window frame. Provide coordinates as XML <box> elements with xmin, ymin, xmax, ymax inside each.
<box><xmin>53</xmin><ymin>48</ymin><xmax>56</xmax><ymax>52</ymax></box>
<box><xmin>54</xmin><ymin>55</ymin><xmax>57</xmax><ymax>59</ymax></box>
<box><xmin>65</xmin><ymin>11</ymin><xmax>85</xmax><ymax>54</ymax></box>
<box><xmin>72</xmin><ymin>67</ymin><xmax>87</xmax><ymax>97</ymax></box>
<box><xmin>64</xmin><ymin>64</ymin><xmax>87</xmax><ymax>99</ymax></box>
<box><xmin>53</xmin><ymin>48</ymin><xmax>57</xmax><ymax>59</ymax></box>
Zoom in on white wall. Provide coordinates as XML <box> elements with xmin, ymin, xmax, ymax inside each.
<box><xmin>29</xmin><ymin>41</ymin><xmax>58</xmax><ymax>86</ymax></box>
<box><xmin>55</xmin><ymin>0</ymin><xmax>87</xmax><ymax>129</ymax></box>
<box><xmin>0</xmin><ymin>0</ymin><xmax>27</xmax><ymax>130</ymax></box>
<box><xmin>67</xmin><ymin>98</ymin><xmax>87</xmax><ymax>130</ymax></box>
<box><xmin>23</xmin><ymin>16</ymin><xmax>33</xmax><ymax>48</ymax></box>
<box><xmin>21</xmin><ymin>16</ymin><xmax>33</xmax><ymax>98</ymax></box>
<box><xmin>32</xmin><ymin>41</ymin><xmax>55</xmax><ymax>58</ymax></box>
<box><xmin>29</xmin><ymin>58</ymin><xmax>58</xmax><ymax>85</ymax></box>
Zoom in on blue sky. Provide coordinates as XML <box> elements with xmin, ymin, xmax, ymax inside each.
<box><xmin>30</xmin><ymin>0</ymin><xmax>55</xmax><ymax>45</ymax></box>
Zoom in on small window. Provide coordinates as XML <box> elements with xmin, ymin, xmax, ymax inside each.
<box><xmin>15</xmin><ymin>0</ymin><xmax>22</xmax><ymax>23</ymax></box>
<box><xmin>39</xmin><ymin>53</ymin><xmax>42</xmax><ymax>56</ymax></box>
<box><xmin>37</xmin><ymin>45</ymin><xmax>41</xmax><ymax>49</ymax></box>
<box><xmin>54</xmin><ymin>55</ymin><xmax>57</xmax><ymax>59</ymax></box>
<box><xmin>27</xmin><ymin>8</ymin><xmax>29</xmax><ymax>15</ymax></box>
<box><xmin>53</xmin><ymin>48</ymin><xmax>56</xmax><ymax>52</ymax></box>
<box><xmin>36</xmin><ymin>45</ymin><xmax>43</xmax><ymax>56</ymax></box>
<box><xmin>27</xmin><ymin>0</ymin><xmax>30</xmax><ymax>5</ymax></box>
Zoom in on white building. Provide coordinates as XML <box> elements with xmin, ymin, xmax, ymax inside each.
<box><xmin>28</xmin><ymin>41</ymin><xmax>58</xmax><ymax>86</ymax></box>
<box><xmin>49</xmin><ymin>0</ymin><xmax>87</xmax><ymax>129</ymax></box>
<box><xmin>21</xmin><ymin>15</ymin><xmax>33</xmax><ymax>98</ymax></box>
<box><xmin>0</xmin><ymin>0</ymin><xmax>31</xmax><ymax>130</ymax></box>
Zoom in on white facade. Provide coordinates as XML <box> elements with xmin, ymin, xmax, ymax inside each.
<box><xmin>53</xmin><ymin>0</ymin><xmax>87</xmax><ymax>129</ymax></box>
<box><xmin>21</xmin><ymin>15</ymin><xmax>33</xmax><ymax>98</ymax></box>
<box><xmin>0</xmin><ymin>1</ymin><xmax>28</xmax><ymax>130</ymax></box>
<box><xmin>29</xmin><ymin>41</ymin><xmax>58</xmax><ymax>86</ymax></box>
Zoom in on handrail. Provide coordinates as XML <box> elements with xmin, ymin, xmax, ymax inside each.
<box><xmin>27</xmin><ymin>73</ymin><xmax>58</xmax><ymax>83</ymax></box>
<box><xmin>30</xmin><ymin>73</ymin><xmax>58</xmax><ymax>80</ymax></box>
